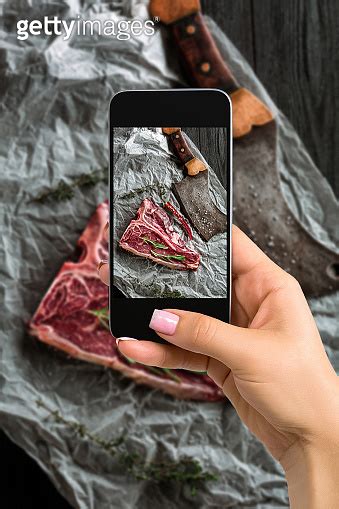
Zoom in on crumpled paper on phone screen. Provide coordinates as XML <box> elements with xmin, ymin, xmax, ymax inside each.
<box><xmin>0</xmin><ymin>1</ymin><xmax>338</xmax><ymax>508</ymax></box>
<box><xmin>112</xmin><ymin>127</ymin><xmax>227</xmax><ymax>299</ymax></box>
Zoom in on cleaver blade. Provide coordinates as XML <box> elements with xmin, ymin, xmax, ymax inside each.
<box><xmin>173</xmin><ymin>171</ymin><xmax>227</xmax><ymax>242</ymax></box>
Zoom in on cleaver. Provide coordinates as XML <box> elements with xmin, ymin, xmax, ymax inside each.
<box><xmin>162</xmin><ymin>127</ymin><xmax>227</xmax><ymax>242</ymax></box>
<box><xmin>150</xmin><ymin>0</ymin><xmax>339</xmax><ymax>298</ymax></box>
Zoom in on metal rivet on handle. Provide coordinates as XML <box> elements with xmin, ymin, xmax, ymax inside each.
<box><xmin>175</xmin><ymin>134</ymin><xmax>179</xmax><ymax>138</ymax></box>
<box><xmin>201</xmin><ymin>62</ymin><xmax>210</xmax><ymax>73</ymax></box>
<box><xmin>186</xmin><ymin>25</ymin><xmax>196</xmax><ymax>35</ymax></box>
<box><xmin>180</xmin><ymin>148</ymin><xmax>185</xmax><ymax>152</ymax></box>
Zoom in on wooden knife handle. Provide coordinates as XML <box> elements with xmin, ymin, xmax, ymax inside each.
<box><xmin>169</xmin><ymin>13</ymin><xmax>274</xmax><ymax>138</ymax></box>
<box><xmin>150</xmin><ymin>0</ymin><xmax>237</xmax><ymax>91</ymax></box>
<box><xmin>170</xmin><ymin>12</ymin><xmax>239</xmax><ymax>93</ymax></box>
<box><xmin>151</xmin><ymin>0</ymin><xmax>274</xmax><ymax>138</ymax></box>
<box><xmin>150</xmin><ymin>0</ymin><xmax>201</xmax><ymax>24</ymax></box>
<box><xmin>162</xmin><ymin>128</ymin><xmax>207</xmax><ymax>175</ymax></box>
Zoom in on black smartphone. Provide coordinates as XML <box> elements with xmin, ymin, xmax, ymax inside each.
<box><xmin>109</xmin><ymin>89</ymin><xmax>232</xmax><ymax>340</ymax></box>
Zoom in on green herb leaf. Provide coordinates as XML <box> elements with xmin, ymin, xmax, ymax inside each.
<box><xmin>162</xmin><ymin>368</ymin><xmax>181</xmax><ymax>384</ymax></box>
<box><xmin>36</xmin><ymin>399</ymin><xmax>217</xmax><ymax>493</ymax></box>
<box><xmin>150</xmin><ymin>250</ymin><xmax>185</xmax><ymax>261</ymax></box>
<box><xmin>32</xmin><ymin>168</ymin><xmax>108</xmax><ymax>204</ymax></box>
<box><xmin>89</xmin><ymin>308</ymin><xmax>109</xmax><ymax>320</ymax></box>
<box><xmin>142</xmin><ymin>237</ymin><xmax>168</xmax><ymax>250</ymax></box>
<box><xmin>88</xmin><ymin>307</ymin><xmax>110</xmax><ymax>330</ymax></box>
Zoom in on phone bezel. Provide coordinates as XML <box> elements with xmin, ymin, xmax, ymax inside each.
<box><xmin>109</xmin><ymin>89</ymin><xmax>232</xmax><ymax>339</ymax></box>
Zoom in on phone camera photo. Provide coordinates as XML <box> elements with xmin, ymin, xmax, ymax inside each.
<box><xmin>111</xmin><ymin>127</ymin><xmax>228</xmax><ymax>302</ymax></box>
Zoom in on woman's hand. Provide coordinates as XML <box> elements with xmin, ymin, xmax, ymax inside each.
<box><xmin>99</xmin><ymin>225</ymin><xmax>339</xmax><ymax>507</ymax></box>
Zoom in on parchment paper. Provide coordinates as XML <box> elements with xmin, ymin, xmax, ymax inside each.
<box><xmin>0</xmin><ymin>1</ymin><xmax>338</xmax><ymax>508</ymax></box>
<box><xmin>113</xmin><ymin>127</ymin><xmax>227</xmax><ymax>299</ymax></box>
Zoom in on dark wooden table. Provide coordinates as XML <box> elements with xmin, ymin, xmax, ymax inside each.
<box><xmin>201</xmin><ymin>0</ymin><xmax>339</xmax><ymax>197</ymax></box>
<box><xmin>1</xmin><ymin>1</ymin><xmax>338</xmax><ymax>508</ymax></box>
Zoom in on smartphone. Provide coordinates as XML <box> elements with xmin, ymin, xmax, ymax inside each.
<box><xmin>109</xmin><ymin>89</ymin><xmax>232</xmax><ymax>341</ymax></box>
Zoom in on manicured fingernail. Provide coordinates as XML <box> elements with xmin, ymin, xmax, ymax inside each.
<box><xmin>104</xmin><ymin>222</ymin><xmax>109</xmax><ymax>233</ymax></box>
<box><xmin>97</xmin><ymin>260</ymin><xmax>107</xmax><ymax>271</ymax></box>
<box><xmin>149</xmin><ymin>309</ymin><xmax>179</xmax><ymax>336</ymax></box>
<box><xmin>116</xmin><ymin>337</ymin><xmax>138</xmax><ymax>346</ymax></box>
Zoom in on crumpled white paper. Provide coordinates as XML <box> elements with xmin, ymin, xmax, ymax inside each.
<box><xmin>0</xmin><ymin>1</ymin><xmax>337</xmax><ymax>508</ymax></box>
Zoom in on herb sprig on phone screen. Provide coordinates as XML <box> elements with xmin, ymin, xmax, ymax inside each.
<box><xmin>150</xmin><ymin>250</ymin><xmax>185</xmax><ymax>261</ymax></box>
<box><xmin>142</xmin><ymin>237</ymin><xmax>168</xmax><ymax>249</ymax></box>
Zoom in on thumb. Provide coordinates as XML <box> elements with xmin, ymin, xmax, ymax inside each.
<box><xmin>149</xmin><ymin>309</ymin><xmax>262</xmax><ymax>368</ymax></box>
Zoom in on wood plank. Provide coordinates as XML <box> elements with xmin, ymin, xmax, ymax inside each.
<box><xmin>200</xmin><ymin>0</ymin><xmax>255</xmax><ymax>67</ymax></box>
<box><xmin>200</xmin><ymin>0</ymin><xmax>338</xmax><ymax>196</ymax></box>
<box><xmin>251</xmin><ymin>0</ymin><xmax>339</xmax><ymax>195</ymax></box>
<box><xmin>184</xmin><ymin>127</ymin><xmax>228</xmax><ymax>187</ymax></box>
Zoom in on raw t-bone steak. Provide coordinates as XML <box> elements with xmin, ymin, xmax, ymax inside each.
<box><xmin>29</xmin><ymin>202</ymin><xmax>222</xmax><ymax>401</ymax></box>
<box><xmin>119</xmin><ymin>199</ymin><xmax>200</xmax><ymax>270</ymax></box>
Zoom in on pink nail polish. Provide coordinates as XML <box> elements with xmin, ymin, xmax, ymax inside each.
<box><xmin>149</xmin><ymin>309</ymin><xmax>179</xmax><ymax>336</ymax></box>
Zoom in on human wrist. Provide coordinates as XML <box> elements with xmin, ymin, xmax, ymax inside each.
<box><xmin>282</xmin><ymin>375</ymin><xmax>339</xmax><ymax>508</ymax></box>
<box><xmin>282</xmin><ymin>431</ymin><xmax>339</xmax><ymax>508</ymax></box>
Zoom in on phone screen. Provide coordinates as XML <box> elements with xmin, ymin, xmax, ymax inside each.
<box><xmin>109</xmin><ymin>92</ymin><xmax>231</xmax><ymax>340</ymax></box>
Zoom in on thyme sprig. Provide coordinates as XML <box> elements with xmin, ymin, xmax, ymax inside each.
<box><xmin>36</xmin><ymin>399</ymin><xmax>217</xmax><ymax>492</ymax></box>
<box><xmin>121</xmin><ymin>452</ymin><xmax>218</xmax><ymax>488</ymax></box>
<box><xmin>32</xmin><ymin>168</ymin><xmax>108</xmax><ymax>203</ymax></box>
<box><xmin>150</xmin><ymin>250</ymin><xmax>185</xmax><ymax>261</ymax></box>
<box><xmin>37</xmin><ymin>399</ymin><xmax>123</xmax><ymax>454</ymax></box>
<box><xmin>142</xmin><ymin>237</ymin><xmax>168</xmax><ymax>250</ymax></box>
<box><xmin>118</xmin><ymin>183</ymin><xmax>167</xmax><ymax>201</ymax></box>
<box><xmin>151</xmin><ymin>288</ymin><xmax>183</xmax><ymax>298</ymax></box>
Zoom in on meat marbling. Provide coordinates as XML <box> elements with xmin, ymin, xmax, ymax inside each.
<box><xmin>119</xmin><ymin>199</ymin><xmax>200</xmax><ymax>270</ymax></box>
<box><xmin>29</xmin><ymin>202</ymin><xmax>223</xmax><ymax>401</ymax></box>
